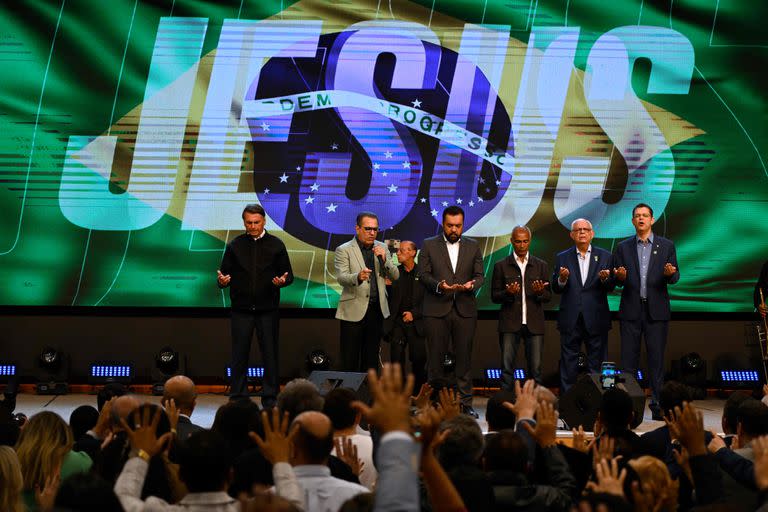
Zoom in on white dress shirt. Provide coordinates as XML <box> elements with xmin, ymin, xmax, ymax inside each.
<box><xmin>577</xmin><ymin>245</ymin><xmax>591</xmax><ymax>285</ymax></box>
<box><xmin>292</xmin><ymin>465</ymin><xmax>368</xmax><ymax>512</ymax></box>
<box><xmin>444</xmin><ymin>235</ymin><xmax>459</xmax><ymax>273</ymax></box>
<box><xmin>514</xmin><ymin>252</ymin><xmax>529</xmax><ymax>325</ymax></box>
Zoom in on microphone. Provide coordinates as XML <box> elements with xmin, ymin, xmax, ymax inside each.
<box><xmin>378</xmin><ymin>253</ymin><xmax>387</xmax><ymax>277</ymax></box>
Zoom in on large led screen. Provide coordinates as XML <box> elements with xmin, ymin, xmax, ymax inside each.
<box><xmin>0</xmin><ymin>0</ymin><xmax>765</xmax><ymax>311</ymax></box>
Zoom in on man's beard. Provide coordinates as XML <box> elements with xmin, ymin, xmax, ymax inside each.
<box><xmin>445</xmin><ymin>232</ymin><xmax>460</xmax><ymax>243</ymax></box>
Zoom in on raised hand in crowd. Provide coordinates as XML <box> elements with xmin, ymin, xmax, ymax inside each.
<box><xmin>249</xmin><ymin>408</ymin><xmax>295</xmax><ymax>465</ymax></box>
<box><xmin>411</xmin><ymin>382</ymin><xmax>433</xmax><ymax>410</ymax></box>
<box><xmin>665</xmin><ymin>402</ymin><xmax>706</xmax><ymax>456</ymax></box>
<box><xmin>416</xmin><ymin>405</ymin><xmax>466</xmax><ymax>512</ymax></box>
<box><xmin>572</xmin><ymin>425</ymin><xmax>594</xmax><ymax>454</ymax></box>
<box><xmin>163</xmin><ymin>398</ymin><xmax>179</xmax><ymax>436</ymax></box>
<box><xmin>672</xmin><ymin>444</ymin><xmax>695</xmax><ymax>485</ymax></box>
<box><xmin>503</xmin><ymin>378</ymin><xmax>538</xmax><ymax>421</ymax></box>
<box><xmin>34</xmin><ymin>464</ymin><xmax>61</xmax><ymax>512</ymax></box>
<box><xmin>586</xmin><ymin>456</ymin><xmax>626</xmax><ymax>498</ymax></box>
<box><xmin>335</xmin><ymin>437</ymin><xmax>364</xmax><ymax>477</ymax></box>
<box><xmin>120</xmin><ymin>406</ymin><xmax>174</xmax><ymax>460</ymax></box>
<box><xmin>351</xmin><ymin>363</ymin><xmax>413</xmax><ymax>435</ymax></box>
<box><xmin>92</xmin><ymin>396</ymin><xmax>115</xmax><ymax>439</ymax></box>
<box><xmin>593</xmin><ymin>436</ymin><xmax>616</xmax><ymax>469</ymax></box>
<box><xmin>437</xmin><ymin>386</ymin><xmax>460</xmax><ymax>421</ymax></box>
<box><xmin>522</xmin><ymin>401</ymin><xmax>559</xmax><ymax>448</ymax></box>
<box><xmin>752</xmin><ymin>435</ymin><xmax>768</xmax><ymax>491</ymax></box>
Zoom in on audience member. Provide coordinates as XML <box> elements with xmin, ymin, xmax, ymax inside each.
<box><xmin>15</xmin><ymin>411</ymin><xmax>92</xmax><ymax>511</ymax></box>
<box><xmin>163</xmin><ymin>375</ymin><xmax>203</xmax><ymax>441</ymax></box>
<box><xmin>55</xmin><ymin>471</ymin><xmax>124</xmax><ymax>511</ymax></box>
<box><xmin>277</xmin><ymin>378</ymin><xmax>324</xmax><ymax>422</ymax></box>
<box><xmin>69</xmin><ymin>405</ymin><xmax>99</xmax><ymax>441</ymax></box>
<box><xmin>627</xmin><ymin>456</ymin><xmax>679</xmax><ymax>511</ymax></box>
<box><xmin>485</xmin><ymin>390</ymin><xmax>518</xmax><ymax>435</ymax></box>
<box><xmin>324</xmin><ymin>387</ymin><xmax>377</xmax><ymax>489</ymax></box>
<box><xmin>288</xmin><ymin>411</ymin><xmax>368</xmax><ymax>511</ymax></box>
<box><xmin>0</xmin><ymin>445</ymin><xmax>24</xmax><ymax>512</ymax></box>
<box><xmin>98</xmin><ymin>383</ymin><xmax>128</xmax><ymax>411</ymax></box>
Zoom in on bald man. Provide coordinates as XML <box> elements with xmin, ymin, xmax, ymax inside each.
<box><xmin>383</xmin><ymin>240</ymin><xmax>427</xmax><ymax>389</ymax></box>
<box><xmin>290</xmin><ymin>412</ymin><xmax>368</xmax><ymax>511</ymax></box>
<box><xmin>163</xmin><ymin>375</ymin><xmax>203</xmax><ymax>440</ymax></box>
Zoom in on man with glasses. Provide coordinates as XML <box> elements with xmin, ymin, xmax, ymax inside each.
<box><xmin>552</xmin><ymin>218</ymin><xmax>615</xmax><ymax>392</ymax></box>
<box><xmin>334</xmin><ymin>212</ymin><xmax>399</xmax><ymax>371</ymax></box>
<box><xmin>613</xmin><ymin>203</ymin><xmax>679</xmax><ymax>420</ymax></box>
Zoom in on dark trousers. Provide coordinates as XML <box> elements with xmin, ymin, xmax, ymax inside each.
<box><xmin>424</xmin><ymin>308</ymin><xmax>477</xmax><ymax>406</ymax></box>
<box><xmin>389</xmin><ymin>321</ymin><xmax>427</xmax><ymax>391</ymax></box>
<box><xmin>620</xmin><ymin>300</ymin><xmax>668</xmax><ymax>406</ymax></box>
<box><xmin>560</xmin><ymin>314</ymin><xmax>607</xmax><ymax>392</ymax></box>
<box><xmin>230</xmin><ymin>309</ymin><xmax>279</xmax><ymax>405</ymax></box>
<box><xmin>340</xmin><ymin>304</ymin><xmax>383</xmax><ymax>372</ymax></box>
<box><xmin>500</xmin><ymin>325</ymin><xmax>543</xmax><ymax>389</ymax></box>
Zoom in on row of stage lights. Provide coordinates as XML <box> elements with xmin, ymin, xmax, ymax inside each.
<box><xmin>0</xmin><ymin>348</ymin><xmax>761</xmax><ymax>394</ymax></box>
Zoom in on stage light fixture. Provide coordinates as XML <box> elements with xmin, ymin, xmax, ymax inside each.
<box><xmin>714</xmin><ymin>351</ymin><xmax>760</xmax><ymax>390</ymax></box>
<box><xmin>88</xmin><ymin>362</ymin><xmax>134</xmax><ymax>384</ymax></box>
<box><xmin>36</xmin><ymin>347</ymin><xmax>69</xmax><ymax>395</ymax></box>
<box><xmin>485</xmin><ymin>368</ymin><xmax>502</xmax><ymax>380</ymax></box>
<box><xmin>151</xmin><ymin>346</ymin><xmax>186</xmax><ymax>395</ymax></box>
<box><xmin>720</xmin><ymin>370</ymin><xmax>760</xmax><ymax>384</ymax></box>
<box><xmin>0</xmin><ymin>363</ymin><xmax>17</xmax><ymax>383</ymax></box>
<box><xmin>305</xmin><ymin>349</ymin><xmax>330</xmax><ymax>373</ymax></box>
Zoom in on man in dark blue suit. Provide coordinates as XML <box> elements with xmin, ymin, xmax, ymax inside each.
<box><xmin>613</xmin><ymin>203</ymin><xmax>679</xmax><ymax>420</ymax></box>
<box><xmin>552</xmin><ymin>218</ymin><xmax>615</xmax><ymax>392</ymax></box>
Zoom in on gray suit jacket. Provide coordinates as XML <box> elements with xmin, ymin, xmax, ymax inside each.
<box><xmin>335</xmin><ymin>239</ymin><xmax>399</xmax><ymax>322</ymax></box>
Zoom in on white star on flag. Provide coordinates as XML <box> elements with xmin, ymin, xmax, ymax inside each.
<box><xmin>305</xmin><ymin>196</ymin><xmax>315</xmax><ymax>204</ymax></box>
<box><xmin>279</xmin><ymin>173</ymin><xmax>289</xmax><ymax>183</ymax></box>
<box><xmin>373</xmin><ymin>163</ymin><xmax>380</xmax><ymax>170</ymax></box>
<box><xmin>420</xmin><ymin>197</ymin><xmax>426</xmax><ymax>203</ymax></box>
<box><xmin>441</xmin><ymin>201</ymin><xmax>448</xmax><ymax>207</ymax></box>
<box><xmin>331</xmin><ymin>143</ymin><xmax>339</xmax><ymax>150</ymax></box>
<box><xmin>260</xmin><ymin>122</ymin><xmax>270</xmax><ymax>131</ymax></box>
<box><xmin>263</xmin><ymin>188</ymin><xmax>270</xmax><ymax>194</ymax></box>
<box><xmin>495</xmin><ymin>180</ymin><xmax>501</xmax><ymax>186</ymax></box>
<box><xmin>402</xmin><ymin>161</ymin><xmax>411</xmax><ymax>169</ymax></box>
<box><xmin>296</xmin><ymin>166</ymin><xmax>301</xmax><ymax>171</ymax></box>
<box><xmin>326</xmin><ymin>203</ymin><xmax>337</xmax><ymax>213</ymax></box>
<box><xmin>384</xmin><ymin>151</ymin><xmax>393</xmax><ymax>159</ymax></box>
<box><xmin>388</xmin><ymin>184</ymin><xmax>398</xmax><ymax>193</ymax></box>
<box><xmin>478</xmin><ymin>197</ymin><xmax>484</xmax><ymax>203</ymax></box>
<box><xmin>411</xmin><ymin>98</ymin><xmax>422</xmax><ymax>108</ymax></box>
<box><xmin>382</xmin><ymin>172</ymin><xmax>388</xmax><ymax>177</ymax></box>
<box><xmin>456</xmin><ymin>198</ymin><xmax>462</xmax><ymax>204</ymax></box>
<box><xmin>310</xmin><ymin>183</ymin><xmax>319</xmax><ymax>192</ymax></box>
<box><xmin>430</xmin><ymin>209</ymin><xmax>438</xmax><ymax>217</ymax></box>
<box><xmin>479</xmin><ymin>177</ymin><xmax>485</xmax><ymax>184</ymax></box>
<box><xmin>468</xmin><ymin>200</ymin><xmax>475</xmax><ymax>207</ymax></box>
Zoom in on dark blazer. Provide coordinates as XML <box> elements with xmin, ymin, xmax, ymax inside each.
<box><xmin>491</xmin><ymin>255</ymin><xmax>551</xmax><ymax>334</ymax></box>
<box><xmin>419</xmin><ymin>235</ymin><xmax>484</xmax><ymax>318</ymax></box>
<box><xmin>219</xmin><ymin>231</ymin><xmax>293</xmax><ymax>311</ymax></box>
<box><xmin>176</xmin><ymin>416</ymin><xmax>204</xmax><ymax>441</ymax></box>
<box><xmin>383</xmin><ymin>263</ymin><xmax>425</xmax><ymax>337</ymax></box>
<box><xmin>551</xmin><ymin>246</ymin><xmax>615</xmax><ymax>335</ymax></box>
<box><xmin>613</xmin><ymin>235</ymin><xmax>679</xmax><ymax>321</ymax></box>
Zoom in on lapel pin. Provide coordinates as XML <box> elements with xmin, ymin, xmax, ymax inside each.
<box><xmin>594</xmin><ymin>256</ymin><xmax>598</xmax><ymax>262</ymax></box>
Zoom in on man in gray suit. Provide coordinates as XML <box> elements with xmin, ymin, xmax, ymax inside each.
<box><xmin>419</xmin><ymin>205</ymin><xmax>484</xmax><ymax>417</ymax></box>
<box><xmin>335</xmin><ymin>212</ymin><xmax>399</xmax><ymax>371</ymax></box>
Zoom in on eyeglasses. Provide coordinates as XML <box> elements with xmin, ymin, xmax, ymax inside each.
<box><xmin>361</xmin><ymin>226</ymin><xmax>379</xmax><ymax>232</ymax></box>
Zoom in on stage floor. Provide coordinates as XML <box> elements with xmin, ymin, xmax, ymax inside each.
<box><xmin>12</xmin><ymin>392</ymin><xmax>729</xmax><ymax>435</ymax></box>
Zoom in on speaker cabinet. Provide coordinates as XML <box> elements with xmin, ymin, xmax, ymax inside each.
<box><xmin>559</xmin><ymin>373</ymin><xmax>646</xmax><ymax>429</ymax></box>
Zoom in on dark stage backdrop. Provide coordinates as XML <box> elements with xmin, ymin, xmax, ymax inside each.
<box><xmin>1</xmin><ymin>0</ymin><xmax>765</xmax><ymax>311</ymax></box>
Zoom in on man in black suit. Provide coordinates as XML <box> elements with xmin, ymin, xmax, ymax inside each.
<box><xmin>217</xmin><ymin>204</ymin><xmax>294</xmax><ymax>407</ymax></box>
<box><xmin>491</xmin><ymin>226</ymin><xmax>551</xmax><ymax>388</ymax></box>
<box><xmin>551</xmin><ymin>218</ymin><xmax>615</xmax><ymax>392</ymax></box>
<box><xmin>383</xmin><ymin>240</ymin><xmax>427</xmax><ymax>390</ymax></box>
<box><xmin>419</xmin><ymin>205</ymin><xmax>484</xmax><ymax>417</ymax></box>
<box><xmin>162</xmin><ymin>375</ymin><xmax>204</xmax><ymax>441</ymax></box>
<box><xmin>613</xmin><ymin>203</ymin><xmax>679</xmax><ymax>420</ymax></box>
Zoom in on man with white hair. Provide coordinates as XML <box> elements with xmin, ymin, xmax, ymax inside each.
<box><xmin>551</xmin><ymin>218</ymin><xmax>615</xmax><ymax>392</ymax></box>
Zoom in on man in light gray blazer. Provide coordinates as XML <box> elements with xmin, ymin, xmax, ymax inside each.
<box><xmin>335</xmin><ymin>212</ymin><xmax>399</xmax><ymax>371</ymax></box>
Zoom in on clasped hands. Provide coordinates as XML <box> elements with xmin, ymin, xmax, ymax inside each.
<box><xmin>504</xmin><ymin>280</ymin><xmax>549</xmax><ymax>295</ymax></box>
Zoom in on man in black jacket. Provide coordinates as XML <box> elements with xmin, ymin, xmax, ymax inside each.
<box><xmin>383</xmin><ymin>240</ymin><xmax>427</xmax><ymax>389</ymax></box>
<box><xmin>491</xmin><ymin>226</ymin><xmax>551</xmax><ymax>387</ymax></box>
<box><xmin>217</xmin><ymin>204</ymin><xmax>293</xmax><ymax>406</ymax></box>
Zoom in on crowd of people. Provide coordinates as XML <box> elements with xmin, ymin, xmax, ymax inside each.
<box><xmin>1</xmin><ymin>366</ymin><xmax>768</xmax><ymax>511</ymax></box>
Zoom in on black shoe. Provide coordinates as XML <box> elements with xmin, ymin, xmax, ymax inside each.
<box><xmin>462</xmin><ymin>405</ymin><xmax>479</xmax><ymax>419</ymax></box>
